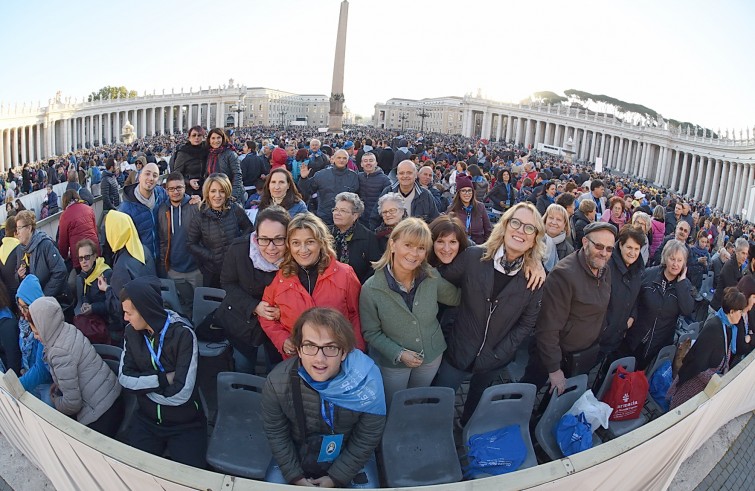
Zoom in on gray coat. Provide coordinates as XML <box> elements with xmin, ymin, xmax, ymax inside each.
<box><xmin>16</xmin><ymin>231</ymin><xmax>69</xmax><ymax>300</ymax></box>
<box><xmin>30</xmin><ymin>297</ymin><xmax>120</xmax><ymax>425</ymax></box>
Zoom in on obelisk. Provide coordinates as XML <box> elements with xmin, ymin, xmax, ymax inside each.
<box><xmin>328</xmin><ymin>0</ymin><xmax>348</xmax><ymax>134</ymax></box>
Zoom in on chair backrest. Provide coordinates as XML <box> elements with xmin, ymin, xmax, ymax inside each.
<box><xmin>686</xmin><ymin>322</ymin><xmax>700</xmax><ymax>334</ymax></box>
<box><xmin>462</xmin><ymin>383</ymin><xmax>536</xmax><ymax>445</ymax></box>
<box><xmin>534</xmin><ymin>375</ymin><xmax>588</xmax><ymax>460</ymax></box>
<box><xmin>192</xmin><ymin>287</ymin><xmax>226</xmax><ymax>327</ymax></box>
<box><xmin>647</xmin><ymin>345</ymin><xmax>677</xmax><ymax>378</ymax></box>
<box><xmin>103</xmin><ymin>358</ymin><xmax>120</xmax><ymax>375</ymax></box>
<box><xmin>385</xmin><ymin>387</ymin><xmax>456</xmax><ymax>435</ymax></box>
<box><xmin>216</xmin><ymin>371</ymin><xmax>266</xmax><ymax>411</ymax></box>
<box><xmin>93</xmin><ymin>344</ymin><xmax>124</xmax><ymax>363</ymax></box>
<box><xmin>595</xmin><ymin>357</ymin><xmax>636</xmax><ymax>400</ymax></box>
<box><xmin>160</xmin><ymin>278</ymin><xmax>184</xmax><ymax>315</ymax></box>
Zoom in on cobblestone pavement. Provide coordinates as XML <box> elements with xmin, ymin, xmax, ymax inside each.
<box><xmin>694</xmin><ymin>415</ymin><xmax>755</xmax><ymax>491</ymax></box>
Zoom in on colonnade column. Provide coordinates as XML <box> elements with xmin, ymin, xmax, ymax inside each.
<box><xmin>698</xmin><ymin>158</ymin><xmax>712</xmax><ymax>202</ymax></box>
<box><xmin>533</xmin><ymin>120</ymin><xmax>541</xmax><ymax>147</ymax></box>
<box><xmin>721</xmin><ymin>162</ymin><xmax>734</xmax><ymax>211</ymax></box>
<box><xmin>178</xmin><ymin>107</ymin><xmax>184</xmax><ymax>134</ymax></box>
<box><xmin>654</xmin><ymin>147</ymin><xmax>665</xmax><ymax>183</ymax></box>
<box><xmin>739</xmin><ymin>165</ymin><xmax>754</xmax><ymax>216</ymax></box>
<box><xmin>168</xmin><ymin>106</ymin><xmax>175</xmax><ymax>134</ymax></box>
<box><xmin>150</xmin><ymin>108</ymin><xmax>156</xmax><ymax>136</ymax></box>
<box><xmin>687</xmin><ymin>155</ymin><xmax>698</xmax><ymax>196</ymax></box>
<box><xmin>505</xmin><ymin>116</ymin><xmax>513</xmax><ymax>143</ymax></box>
<box><xmin>715</xmin><ymin>161</ymin><xmax>728</xmax><ymax>210</ymax></box>
<box><xmin>524</xmin><ymin>119</ymin><xmax>532</xmax><ymax>148</ymax></box>
<box><xmin>205</xmin><ymin>104</ymin><xmax>212</xmax><ymax>130</ymax></box>
<box><xmin>615</xmin><ymin>138</ymin><xmax>624</xmax><ymax>173</ymax></box>
<box><xmin>730</xmin><ymin>163</ymin><xmax>744</xmax><ymax>215</ymax></box>
<box><xmin>678</xmin><ymin>153</ymin><xmax>691</xmax><ymax>194</ymax></box>
<box><xmin>708</xmin><ymin>159</ymin><xmax>722</xmax><ymax>206</ymax></box>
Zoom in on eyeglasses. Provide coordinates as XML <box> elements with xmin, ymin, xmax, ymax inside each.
<box><xmin>78</xmin><ymin>253</ymin><xmax>95</xmax><ymax>262</ymax></box>
<box><xmin>586</xmin><ymin>236</ymin><xmax>614</xmax><ymax>253</ymax></box>
<box><xmin>508</xmin><ymin>218</ymin><xmax>537</xmax><ymax>235</ymax></box>
<box><xmin>15</xmin><ymin>224</ymin><xmax>31</xmax><ymax>233</ymax></box>
<box><xmin>332</xmin><ymin>207</ymin><xmax>356</xmax><ymax>215</ymax></box>
<box><xmin>167</xmin><ymin>186</ymin><xmax>185</xmax><ymax>192</ymax></box>
<box><xmin>459</xmin><ymin>189</ymin><xmax>474</xmax><ymax>194</ymax></box>
<box><xmin>189</xmin><ymin>133</ymin><xmax>202</xmax><ymax>138</ymax></box>
<box><xmin>257</xmin><ymin>236</ymin><xmax>286</xmax><ymax>247</ymax></box>
<box><xmin>299</xmin><ymin>344</ymin><xmax>342</xmax><ymax>357</ymax></box>
<box><xmin>381</xmin><ymin>208</ymin><xmax>400</xmax><ymax>216</ymax></box>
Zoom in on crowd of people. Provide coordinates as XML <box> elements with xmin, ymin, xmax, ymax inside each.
<box><xmin>0</xmin><ymin>123</ymin><xmax>754</xmax><ymax>487</ymax></box>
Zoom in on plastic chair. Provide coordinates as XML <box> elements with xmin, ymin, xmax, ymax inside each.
<box><xmin>93</xmin><ymin>344</ymin><xmax>123</xmax><ymax>363</ymax></box>
<box><xmin>700</xmin><ymin>272</ymin><xmax>715</xmax><ymax>302</ymax></box>
<box><xmin>206</xmin><ymin>372</ymin><xmax>271</xmax><ymax>479</ymax></box>
<box><xmin>192</xmin><ymin>287</ymin><xmax>230</xmax><ymax>358</ymax></box>
<box><xmin>462</xmin><ymin>383</ymin><xmax>538</xmax><ymax>473</ymax></box>
<box><xmin>381</xmin><ymin>387</ymin><xmax>462</xmax><ymax>487</ymax></box>
<box><xmin>534</xmin><ymin>374</ymin><xmax>601</xmax><ymax>461</ymax></box>
<box><xmin>595</xmin><ymin>357</ymin><xmax>647</xmax><ymax>439</ymax></box>
<box><xmin>645</xmin><ymin>345</ymin><xmax>677</xmax><ymax>415</ymax></box>
<box><xmin>160</xmin><ymin>278</ymin><xmax>184</xmax><ymax>316</ymax></box>
<box><xmin>95</xmin><ymin>345</ymin><xmax>137</xmax><ymax>443</ymax></box>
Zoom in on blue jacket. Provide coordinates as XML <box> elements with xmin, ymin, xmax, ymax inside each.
<box><xmin>20</xmin><ymin>340</ymin><xmax>52</xmax><ymax>392</ymax></box>
<box><xmin>119</xmin><ymin>183</ymin><xmax>168</xmax><ymax>261</ymax></box>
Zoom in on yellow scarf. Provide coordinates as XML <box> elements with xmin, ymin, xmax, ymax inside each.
<box><xmin>83</xmin><ymin>257</ymin><xmax>112</xmax><ymax>293</ymax></box>
<box><xmin>105</xmin><ymin>211</ymin><xmax>146</xmax><ymax>265</ymax></box>
<box><xmin>0</xmin><ymin>237</ymin><xmax>20</xmax><ymax>265</ymax></box>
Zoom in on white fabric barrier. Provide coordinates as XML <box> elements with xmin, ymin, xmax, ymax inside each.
<box><xmin>0</xmin><ymin>350</ymin><xmax>754</xmax><ymax>491</ymax></box>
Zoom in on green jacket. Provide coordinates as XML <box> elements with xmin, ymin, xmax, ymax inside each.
<box><xmin>360</xmin><ymin>267</ymin><xmax>460</xmax><ymax>367</ymax></box>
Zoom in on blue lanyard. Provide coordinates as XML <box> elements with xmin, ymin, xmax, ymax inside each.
<box><xmin>505</xmin><ymin>183</ymin><xmax>512</xmax><ymax>204</ymax></box>
<box><xmin>321</xmin><ymin>399</ymin><xmax>335</xmax><ymax>434</ymax></box>
<box><xmin>143</xmin><ymin>317</ymin><xmax>170</xmax><ymax>373</ymax></box>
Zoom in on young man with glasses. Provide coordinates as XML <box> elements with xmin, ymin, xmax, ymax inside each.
<box><xmin>157</xmin><ymin>172</ymin><xmax>201</xmax><ymax>288</ymax></box>
<box><xmin>522</xmin><ymin>221</ymin><xmax>616</xmax><ymax>395</ymax></box>
<box><xmin>262</xmin><ymin>307</ymin><xmax>385</xmax><ymax>487</ymax></box>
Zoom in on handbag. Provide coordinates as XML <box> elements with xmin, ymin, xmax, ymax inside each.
<box><xmin>564</xmin><ymin>342</ymin><xmax>601</xmax><ymax>376</ymax></box>
<box><xmin>73</xmin><ymin>313</ymin><xmax>110</xmax><ymax>345</ymax></box>
<box><xmin>290</xmin><ymin>364</ymin><xmax>332</xmax><ymax>479</ymax></box>
<box><xmin>601</xmin><ymin>365</ymin><xmax>649</xmax><ymax>421</ymax></box>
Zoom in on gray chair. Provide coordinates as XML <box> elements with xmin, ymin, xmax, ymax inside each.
<box><xmin>191</xmin><ymin>287</ymin><xmax>230</xmax><ymax>358</ymax></box>
<box><xmin>94</xmin><ymin>344</ymin><xmax>136</xmax><ymax>443</ymax></box>
<box><xmin>92</xmin><ymin>344</ymin><xmax>123</xmax><ymax>363</ymax></box>
<box><xmin>645</xmin><ymin>345</ymin><xmax>677</xmax><ymax>415</ymax></box>
<box><xmin>700</xmin><ymin>272</ymin><xmax>715</xmax><ymax>302</ymax></box>
<box><xmin>381</xmin><ymin>387</ymin><xmax>462</xmax><ymax>487</ymax></box>
<box><xmin>160</xmin><ymin>278</ymin><xmax>184</xmax><ymax>316</ymax></box>
<box><xmin>595</xmin><ymin>357</ymin><xmax>647</xmax><ymax>439</ymax></box>
<box><xmin>462</xmin><ymin>383</ymin><xmax>538</xmax><ymax>473</ymax></box>
<box><xmin>534</xmin><ymin>374</ymin><xmax>602</xmax><ymax>460</ymax></box>
<box><xmin>206</xmin><ymin>372</ymin><xmax>271</xmax><ymax>479</ymax></box>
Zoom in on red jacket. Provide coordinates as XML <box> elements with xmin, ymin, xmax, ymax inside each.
<box><xmin>260</xmin><ymin>257</ymin><xmax>365</xmax><ymax>356</ymax></box>
<box><xmin>57</xmin><ymin>202</ymin><xmax>99</xmax><ymax>269</ymax></box>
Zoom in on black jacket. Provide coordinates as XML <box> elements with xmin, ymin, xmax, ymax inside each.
<box><xmin>357</xmin><ymin>169</ymin><xmax>391</xmax><ymax>229</ymax></box>
<box><xmin>380</xmin><ymin>182</ymin><xmax>439</xmax><ymax>224</ymax></box>
<box><xmin>600</xmin><ymin>246</ymin><xmax>645</xmax><ymax>354</ymax></box>
<box><xmin>217</xmin><ymin>235</ymin><xmax>277</xmax><ymax>360</ymax></box>
<box><xmin>676</xmin><ymin>315</ymin><xmax>741</xmax><ymax>386</ymax></box>
<box><xmin>105</xmin><ymin>247</ymin><xmax>157</xmax><ymax>327</ymax></box>
<box><xmin>240</xmin><ymin>153</ymin><xmax>269</xmax><ymax>188</ymax></box>
<box><xmin>440</xmin><ymin>247</ymin><xmax>543</xmax><ymax>373</ymax></box>
<box><xmin>571</xmin><ymin>210</ymin><xmax>591</xmax><ymax>249</ymax></box>
<box><xmin>298</xmin><ymin>166</ymin><xmax>360</xmax><ymax>225</ymax></box>
<box><xmin>330</xmin><ymin>223</ymin><xmax>382</xmax><ymax>284</ymax></box>
<box><xmin>377</xmin><ymin>148</ymin><xmax>394</xmax><ymax>175</ymax></box>
<box><xmin>711</xmin><ymin>257</ymin><xmax>743</xmax><ymax>311</ymax></box>
<box><xmin>484</xmin><ymin>182</ymin><xmax>518</xmax><ymax>212</ymax></box>
<box><xmin>187</xmin><ymin>204</ymin><xmax>254</xmax><ymax>277</ymax></box>
<box><xmin>101</xmin><ymin>170</ymin><xmax>120</xmax><ymax>211</ymax></box>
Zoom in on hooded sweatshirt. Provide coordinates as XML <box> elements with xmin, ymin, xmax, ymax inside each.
<box><xmin>29</xmin><ymin>297</ymin><xmax>120</xmax><ymax>425</ymax></box>
<box><xmin>16</xmin><ymin>275</ymin><xmax>52</xmax><ymax>392</ymax></box>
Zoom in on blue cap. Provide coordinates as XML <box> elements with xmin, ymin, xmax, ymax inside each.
<box><xmin>343</xmin><ymin>141</ymin><xmax>354</xmax><ymax>150</ymax></box>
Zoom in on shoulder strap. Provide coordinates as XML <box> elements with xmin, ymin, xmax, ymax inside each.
<box><xmin>290</xmin><ymin>361</ymin><xmax>308</xmax><ymax>439</ymax></box>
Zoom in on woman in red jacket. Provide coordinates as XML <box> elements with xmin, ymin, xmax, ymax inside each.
<box><xmin>260</xmin><ymin>212</ymin><xmax>365</xmax><ymax>357</ymax></box>
<box><xmin>58</xmin><ymin>190</ymin><xmax>99</xmax><ymax>272</ymax></box>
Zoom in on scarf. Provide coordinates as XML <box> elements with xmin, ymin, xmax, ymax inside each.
<box><xmin>715</xmin><ymin>308</ymin><xmax>738</xmax><ymax>355</ymax></box>
<box><xmin>544</xmin><ymin>232</ymin><xmax>566</xmax><ymax>272</ymax></box>
<box><xmin>333</xmin><ymin>224</ymin><xmax>356</xmax><ymax>264</ymax></box>
<box><xmin>493</xmin><ymin>244</ymin><xmax>524</xmax><ymax>276</ymax></box>
<box><xmin>298</xmin><ymin>349</ymin><xmax>386</xmax><ymax>416</ymax></box>
<box><xmin>0</xmin><ymin>237</ymin><xmax>20</xmax><ymax>264</ymax></box>
<box><xmin>134</xmin><ymin>186</ymin><xmax>156</xmax><ymax>210</ymax></box>
<box><xmin>207</xmin><ymin>145</ymin><xmax>226</xmax><ymax>175</ymax></box>
<box><xmin>375</xmin><ymin>223</ymin><xmax>394</xmax><ymax>239</ymax></box>
<box><xmin>463</xmin><ymin>204</ymin><xmax>474</xmax><ymax>236</ymax></box>
<box><xmin>249</xmin><ymin>233</ymin><xmax>282</xmax><ymax>272</ymax></box>
<box><xmin>83</xmin><ymin>257</ymin><xmax>111</xmax><ymax>293</ymax></box>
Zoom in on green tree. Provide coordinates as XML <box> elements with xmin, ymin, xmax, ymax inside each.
<box><xmin>88</xmin><ymin>86</ymin><xmax>138</xmax><ymax>102</ymax></box>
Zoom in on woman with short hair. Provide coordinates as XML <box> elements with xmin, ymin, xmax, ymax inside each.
<box><xmin>543</xmin><ymin>203</ymin><xmax>574</xmax><ymax>272</ymax></box>
<box><xmin>173</xmin><ymin>125</ymin><xmax>208</xmax><ymax>196</ymax></box>
<box><xmin>375</xmin><ymin>193</ymin><xmax>407</xmax><ymax>252</ymax></box>
<box><xmin>330</xmin><ymin>192</ymin><xmax>381</xmax><ymax>284</ymax></box>
<box><xmin>601</xmin><ymin>196</ymin><xmax>628</xmax><ymax>229</ymax></box>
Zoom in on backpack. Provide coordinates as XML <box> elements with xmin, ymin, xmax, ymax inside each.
<box><xmin>91</xmin><ymin>166</ymin><xmax>102</xmax><ymax>184</ymax></box>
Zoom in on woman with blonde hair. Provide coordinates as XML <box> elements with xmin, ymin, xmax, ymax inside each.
<box><xmin>543</xmin><ymin>203</ymin><xmax>574</xmax><ymax>272</ymax></box>
<box><xmin>434</xmin><ymin>202</ymin><xmax>546</xmax><ymax>424</ymax></box>
<box><xmin>260</xmin><ymin>213</ymin><xmax>365</xmax><ymax>358</ymax></box>
<box><xmin>187</xmin><ymin>173</ymin><xmax>253</xmax><ymax>287</ymax></box>
<box><xmin>360</xmin><ymin>218</ymin><xmax>461</xmax><ymax>406</ymax></box>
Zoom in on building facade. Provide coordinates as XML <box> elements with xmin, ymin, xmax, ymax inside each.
<box><xmin>373</xmin><ymin>97</ymin><xmax>464</xmax><ymax>134</ymax></box>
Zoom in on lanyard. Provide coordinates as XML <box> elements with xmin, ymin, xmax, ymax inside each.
<box><xmin>143</xmin><ymin>317</ymin><xmax>170</xmax><ymax>373</ymax></box>
<box><xmin>321</xmin><ymin>399</ymin><xmax>335</xmax><ymax>434</ymax></box>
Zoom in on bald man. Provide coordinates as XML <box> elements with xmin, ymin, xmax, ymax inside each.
<box><xmin>299</xmin><ymin>149</ymin><xmax>360</xmax><ymax>225</ymax></box>
<box><xmin>379</xmin><ymin>160</ymin><xmax>439</xmax><ymax>223</ymax></box>
<box><xmin>119</xmin><ymin>162</ymin><xmax>169</xmax><ymax>262</ymax></box>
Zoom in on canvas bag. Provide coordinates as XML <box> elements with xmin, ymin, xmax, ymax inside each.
<box><xmin>555</xmin><ymin>412</ymin><xmax>593</xmax><ymax>456</ymax></box>
<box><xmin>601</xmin><ymin>365</ymin><xmax>649</xmax><ymax>421</ymax></box>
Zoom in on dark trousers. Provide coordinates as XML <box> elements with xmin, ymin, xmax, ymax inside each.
<box><xmin>202</xmin><ymin>271</ymin><xmax>221</xmax><ymax>289</ymax></box>
<box><xmin>128</xmin><ymin>412</ymin><xmax>207</xmax><ymax>468</ymax></box>
<box><xmin>0</xmin><ymin>318</ymin><xmax>21</xmax><ymax>375</ymax></box>
<box><xmin>434</xmin><ymin>359</ymin><xmax>505</xmax><ymax>425</ymax></box>
<box><xmin>87</xmin><ymin>397</ymin><xmax>124</xmax><ymax>438</ymax></box>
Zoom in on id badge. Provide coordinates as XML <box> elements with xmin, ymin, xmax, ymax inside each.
<box><xmin>317</xmin><ymin>434</ymin><xmax>344</xmax><ymax>463</ymax></box>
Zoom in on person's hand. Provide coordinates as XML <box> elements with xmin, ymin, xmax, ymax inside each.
<box><xmin>254</xmin><ymin>301</ymin><xmax>280</xmax><ymax>321</ymax></box>
<box><xmin>524</xmin><ymin>261</ymin><xmax>546</xmax><ymax>290</ymax></box>
<box><xmin>698</xmin><ymin>256</ymin><xmax>707</xmax><ymax>265</ymax></box>
<box><xmin>299</xmin><ymin>163</ymin><xmax>310</xmax><ymax>179</ymax></box>
<box><xmin>627</xmin><ymin>317</ymin><xmax>635</xmax><ymax>329</ymax></box>
<box><xmin>188</xmin><ymin>194</ymin><xmax>201</xmax><ymax>206</ymax></box>
<box><xmin>292</xmin><ymin>478</ymin><xmax>316</xmax><ymax>487</ymax></box>
<box><xmin>80</xmin><ymin>303</ymin><xmax>92</xmax><ymax>315</ymax></box>
<box><xmin>166</xmin><ymin>372</ymin><xmax>175</xmax><ymax>384</ymax></box>
<box><xmin>17</xmin><ymin>264</ymin><xmax>27</xmax><ymax>280</ymax></box>
<box><xmin>97</xmin><ymin>275</ymin><xmax>109</xmax><ymax>292</ymax></box>
<box><xmin>548</xmin><ymin>369</ymin><xmax>566</xmax><ymax>395</ymax></box>
<box><xmin>283</xmin><ymin>338</ymin><xmax>296</xmax><ymax>356</ymax></box>
<box><xmin>399</xmin><ymin>350</ymin><xmax>423</xmax><ymax>368</ymax></box>
<box><xmin>310</xmin><ymin>476</ymin><xmax>335</xmax><ymax>488</ymax></box>
<box><xmin>189</xmin><ymin>179</ymin><xmax>200</xmax><ymax>190</ymax></box>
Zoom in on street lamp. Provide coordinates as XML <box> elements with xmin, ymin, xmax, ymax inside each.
<box><xmin>230</xmin><ymin>101</ymin><xmax>246</xmax><ymax>128</ymax></box>
<box><xmin>417</xmin><ymin>106</ymin><xmax>429</xmax><ymax>133</ymax></box>
<box><xmin>398</xmin><ymin>112</ymin><xmax>408</xmax><ymax>132</ymax></box>
<box><xmin>279</xmin><ymin>111</ymin><xmax>286</xmax><ymax>129</ymax></box>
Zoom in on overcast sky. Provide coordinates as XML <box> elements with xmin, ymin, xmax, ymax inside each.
<box><xmin>2</xmin><ymin>0</ymin><xmax>754</xmax><ymax>132</ymax></box>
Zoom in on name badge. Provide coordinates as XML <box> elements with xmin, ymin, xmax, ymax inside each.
<box><xmin>317</xmin><ymin>434</ymin><xmax>344</xmax><ymax>463</ymax></box>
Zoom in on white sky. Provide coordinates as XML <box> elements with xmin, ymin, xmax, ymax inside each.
<box><xmin>2</xmin><ymin>0</ymin><xmax>754</xmax><ymax>132</ymax></box>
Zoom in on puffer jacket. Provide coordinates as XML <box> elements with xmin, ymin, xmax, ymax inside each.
<box><xmin>298</xmin><ymin>166</ymin><xmax>360</xmax><ymax>225</ymax></box>
<box><xmin>571</xmin><ymin>209</ymin><xmax>591</xmax><ymax>249</ymax></box>
<box><xmin>262</xmin><ymin>357</ymin><xmax>385</xmax><ymax>486</ymax></box>
<box><xmin>100</xmin><ymin>170</ymin><xmax>120</xmax><ymax>211</ymax></box>
<box><xmin>650</xmin><ymin>219</ymin><xmax>665</xmax><ymax>257</ymax></box>
<box><xmin>600</xmin><ymin>245</ymin><xmax>645</xmax><ymax>354</ymax></box>
<box><xmin>357</xmin><ymin>168</ymin><xmax>391</xmax><ymax>228</ymax></box>
<box><xmin>58</xmin><ymin>202</ymin><xmax>99</xmax><ymax>269</ymax></box>
<box><xmin>119</xmin><ymin>183</ymin><xmax>168</xmax><ymax>261</ymax></box>
<box><xmin>105</xmin><ymin>247</ymin><xmax>156</xmax><ymax>327</ymax></box>
<box><xmin>16</xmin><ymin>231</ymin><xmax>68</xmax><ymax>299</ymax></box>
<box><xmin>187</xmin><ymin>204</ymin><xmax>254</xmax><ymax>278</ymax></box>
<box><xmin>207</xmin><ymin>149</ymin><xmax>244</xmax><ymax>203</ymax></box>
<box><xmin>260</xmin><ymin>258</ymin><xmax>365</xmax><ymax>355</ymax></box>
<box><xmin>439</xmin><ymin>246</ymin><xmax>543</xmax><ymax>373</ymax></box>
<box><xmin>30</xmin><ymin>297</ymin><xmax>120</xmax><ymax>425</ymax></box>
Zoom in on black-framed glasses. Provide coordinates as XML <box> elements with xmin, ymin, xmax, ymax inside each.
<box><xmin>586</xmin><ymin>236</ymin><xmax>614</xmax><ymax>253</ymax></box>
<box><xmin>299</xmin><ymin>344</ymin><xmax>342</xmax><ymax>357</ymax></box>
<box><xmin>167</xmin><ymin>186</ymin><xmax>185</xmax><ymax>193</ymax></box>
<box><xmin>508</xmin><ymin>218</ymin><xmax>537</xmax><ymax>235</ymax></box>
<box><xmin>257</xmin><ymin>236</ymin><xmax>286</xmax><ymax>247</ymax></box>
<box><xmin>78</xmin><ymin>253</ymin><xmax>95</xmax><ymax>262</ymax></box>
